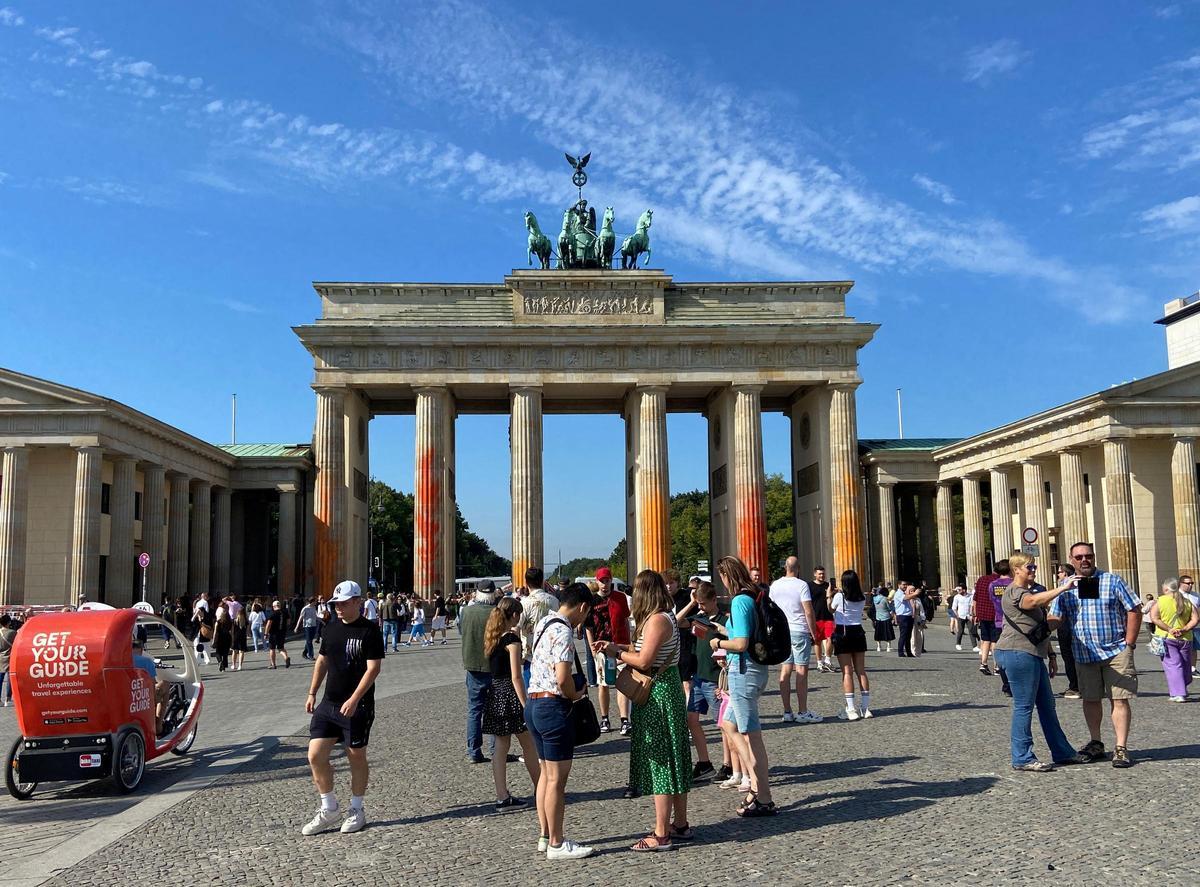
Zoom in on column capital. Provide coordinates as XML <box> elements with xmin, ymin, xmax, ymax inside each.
<box><xmin>876</xmin><ymin>479</ymin><xmax>896</xmax><ymax>489</ymax></box>
<box><xmin>731</xmin><ymin>383</ymin><xmax>765</xmax><ymax>395</ymax></box>
<box><xmin>1018</xmin><ymin>457</ymin><xmax>1041</xmax><ymax>466</ymax></box>
<box><xmin>1172</xmin><ymin>434</ymin><xmax>1196</xmax><ymax>444</ymax></box>
<box><xmin>192</xmin><ymin>479</ymin><xmax>212</xmax><ymax>489</ymax></box>
<box><xmin>74</xmin><ymin>445</ymin><xmax>103</xmax><ymax>456</ymax></box>
<box><xmin>987</xmin><ymin>464</ymin><xmax>1011</xmax><ymax>474</ymax></box>
<box><xmin>413</xmin><ymin>384</ymin><xmax>449</xmax><ymax>395</ymax></box>
<box><xmin>633</xmin><ymin>384</ymin><xmax>669</xmax><ymax>395</ymax></box>
<box><xmin>509</xmin><ymin>384</ymin><xmax>543</xmax><ymax>394</ymax></box>
<box><xmin>828</xmin><ymin>380</ymin><xmax>861</xmax><ymax>393</ymax></box>
<box><xmin>276</xmin><ymin>482</ymin><xmax>301</xmax><ymax>495</ymax></box>
<box><xmin>936</xmin><ymin>478</ymin><xmax>955</xmax><ymax>489</ymax></box>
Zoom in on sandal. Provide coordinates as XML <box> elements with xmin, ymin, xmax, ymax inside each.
<box><xmin>669</xmin><ymin>823</ymin><xmax>695</xmax><ymax>841</ymax></box>
<box><xmin>631</xmin><ymin>834</ymin><xmax>674</xmax><ymax>852</ymax></box>
<box><xmin>737</xmin><ymin>798</ymin><xmax>777</xmax><ymax>818</ymax></box>
<box><xmin>737</xmin><ymin>790</ymin><xmax>758</xmax><ymax>811</ymax></box>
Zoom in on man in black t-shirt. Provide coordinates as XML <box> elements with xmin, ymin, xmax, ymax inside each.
<box><xmin>302</xmin><ymin>580</ymin><xmax>384</xmax><ymax>837</ymax></box>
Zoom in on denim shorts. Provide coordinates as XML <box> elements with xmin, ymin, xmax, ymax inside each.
<box><xmin>788</xmin><ymin>630</ymin><xmax>814</xmax><ymax>667</ymax></box>
<box><xmin>687</xmin><ymin>677</ymin><xmax>718</xmax><ymax>716</ymax></box>
<box><xmin>525</xmin><ymin>696</ymin><xmax>574</xmax><ymax>762</ymax></box>
<box><xmin>723</xmin><ymin>658</ymin><xmax>768</xmax><ymax>733</ymax></box>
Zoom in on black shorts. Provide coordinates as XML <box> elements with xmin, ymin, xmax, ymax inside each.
<box><xmin>269</xmin><ymin>635</ymin><xmax>287</xmax><ymax>651</ymax></box>
<box><xmin>978</xmin><ymin>622</ymin><xmax>1002</xmax><ymax>643</ymax></box>
<box><xmin>832</xmin><ymin>624</ymin><xmax>867</xmax><ymax>655</ymax></box>
<box><xmin>309</xmin><ymin>699</ymin><xmax>375</xmax><ymax>748</ymax></box>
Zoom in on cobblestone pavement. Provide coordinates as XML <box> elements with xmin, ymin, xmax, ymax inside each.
<box><xmin>10</xmin><ymin>622</ymin><xmax>1200</xmax><ymax>886</ymax></box>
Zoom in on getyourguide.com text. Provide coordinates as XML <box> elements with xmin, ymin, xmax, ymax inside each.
<box><xmin>28</xmin><ymin>631</ymin><xmax>90</xmax><ymax>678</ymax></box>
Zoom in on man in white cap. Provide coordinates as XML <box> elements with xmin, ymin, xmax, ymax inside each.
<box><xmin>301</xmin><ymin>580</ymin><xmax>384</xmax><ymax>836</ymax></box>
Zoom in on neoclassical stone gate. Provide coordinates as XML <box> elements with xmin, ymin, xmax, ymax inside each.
<box><xmin>294</xmin><ymin>270</ymin><xmax>877</xmax><ymax>595</ymax></box>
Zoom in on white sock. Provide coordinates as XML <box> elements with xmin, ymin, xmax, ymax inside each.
<box><xmin>320</xmin><ymin>792</ymin><xmax>338</xmax><ymax>812</ymax></box>
<box><xmin>860</xmin><ymin>691</ymin><xmax>871</xmax><ymax>711</ymax></box>
<box><xmin>349</xmin><ymin>794</ymin><xmax>364</xmax><ymax>811</ymax></box>
<box><xmin>844</xmin><ymin>692</ymin><xmax>855</xmax><ymax>710</ymax></box>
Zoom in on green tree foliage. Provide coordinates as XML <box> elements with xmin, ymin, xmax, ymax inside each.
<box><xmin>765</xmin><ymin>473</ymin><xmax>795</xmax><ymax>578</ymax></box>
<box><xmin>368</xmin><ymin>479</ymin><xmax>511</xmax><ymax>593</ymax></box>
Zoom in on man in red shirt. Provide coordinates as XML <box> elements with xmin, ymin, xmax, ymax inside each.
<box><xmin>973</xmin><ymin>565</ymin><xmax>1002</xmax><ymax>675</ymax></box>
<box><xmin>585</xmin><ymin>567</ymin><xmax>632</xmax><ymax>736</ymax></box>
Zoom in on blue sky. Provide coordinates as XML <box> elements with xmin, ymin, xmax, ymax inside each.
<box><xmin>2</xmin><ymin>1</ymin><xmax>1198</xmax><ymax>566</ymax></box>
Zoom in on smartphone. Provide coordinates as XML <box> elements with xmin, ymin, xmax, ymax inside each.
<box><xmin>688</xmin><ymin>613</ymin><xmax>715</xmax><ymax>630</ymax></box>
<box><xmin>1077</xmin><ymin>576</ymin><xmax>1100</xmax><ymax>600</ymax></box>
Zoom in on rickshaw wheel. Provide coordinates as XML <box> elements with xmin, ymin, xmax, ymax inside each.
<box><xmin>112</xmin><ymin>729</ymin><xmax>145</xmax><ymax>794</ymax></box>
<box><xmin>6</xmin><ymin>738</ymin><xmax>37</xmax><ymax>800</ymax></box>
<box><xmin>170</xmin><ymin>722</ymin><xmax>198</xmax><ymax>755</ymax></box>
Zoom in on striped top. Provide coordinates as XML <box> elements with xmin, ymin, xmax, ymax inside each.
<box><xmin>634</xmin><ymin>611</ymin><xmax>680</xmax><ymax>670</ymax></box>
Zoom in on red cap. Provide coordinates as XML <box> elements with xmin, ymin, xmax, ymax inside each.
<box><xmin>595</xmin><ymin>567</ymin><xmax>612</xmax><ymax>581</ymax></box>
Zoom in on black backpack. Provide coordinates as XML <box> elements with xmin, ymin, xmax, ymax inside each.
<box><xmin>749</xmin><ymin>590</ymin><xmax>791</xmax><ymax>665</ymax></box>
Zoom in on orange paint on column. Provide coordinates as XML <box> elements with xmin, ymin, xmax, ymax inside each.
<box><xmin>413</xmin><ymin>448</ymin><xmax>442</xmax><ymax>594</ymax></box>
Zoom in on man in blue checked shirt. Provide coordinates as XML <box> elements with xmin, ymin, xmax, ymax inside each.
<box><xmin>1048</xmin><ymin>542</ymin><xmax>1141</xmax><ymax>769</ymax></box>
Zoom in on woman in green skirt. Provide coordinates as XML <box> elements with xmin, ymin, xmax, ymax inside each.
<box><xmin>594</xmin><ymin>569</ymin><xmax>693</xmax><ymax>851</ymax></box>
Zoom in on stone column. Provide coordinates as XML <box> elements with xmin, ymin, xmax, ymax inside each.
<box><xmin>277</xmin><ymin>485</ymin><xmax>298</xmax><ymax>600</ymax></box>
<box><xmin>732</xmin><ymin>385</ymin><xmax>768</xmax><ymax>573</ymax></box>
<box><xmin>210</xmin><ymin>486</ymin><xmax>231</xmax><ymax>598</ymax></box>
<box><xmin>1171</xmin><ymin>437</ymin><xmax>1200</xmax><ymax>578</ymax></box>
<box><xmin>313</xmin><ymin>387</ymin><xmax>346</xmax><ymax>597</ymax></box>
<box><xmin>69</xmin><ymin>446</ymin><xmax>104</xmax><ymax>604</ymax></box>
<box><xmin>1103</xmin><ymin>438</ymin><xmax>1138</xmax><ymax>593</ymax></box>
<box><xmin>188</xmin><ymin>481</ymin><xmax>211</xmax><ymax>598</ymax></box>
<box><xmin>877</xmin><ymin>481</ymin><xmax>898</xmax><ymax>584</ymax></box>
<box><xmin>0</xmin><ymin>447</ymin><xmax>30</xmax><ymax>606</ymax></box>
<box><xmin>1058</xmin><ymin>450</ymin><xmax>1088</xmax><ymax>550</ymax></box>
<box><xmin>829</xmin><ymin>384</ymin><xmax>866</xmax><ymax>577</ymax></box>
<box><xmin>918</xmin><ymin>487</ymin><xmax>937</xmax><ymax>586</ymax></box>
<box><xmin>510</xmin><ymin>386</ymin><xmax>543</xmax><ymax>588</ymax></box>
<box><xmin>141</xmin><ymin>465</ymin><xmax>166</xmax><ymax>605</ymax></box>
<box><xmin>633</xmin><ymin>386</ymin><xmax>671</xmax><ymax>573</ymax></box>
<box><xmin>230</xmin><ymin>493</ymin><xmax>245</xmax><ymax>597</ymax></box>
<box><xmin>989</xmin><ymin>467</ymin><xmax>1013</xmax><ymax>560</ymax></box>
<box><xmin>107</xmin><ymin>457</ymin><xmax>137</xmax><ymax>607</ymax></box>
<box><xmin>1020</xmin><ymin>460</ymin><xmax>1048</xmax><ymax>567</ymax></box>
<box><xmin>962</xmin><ymin>474</ymin><xmax>986</xmax><ymax>588</ymax></box>
<box><xmin>414</xmin><ymin>386</ymin><xmax>453</xmax><ymax>597</ymax></box>
<box><xmin>166</xmin><ymin>473</ymin><xmax>190</xmax><ymax>601</ymax></box>
<box><xmin>936</xmin><ymin>481</ymin><xmax>957</xmax><ymax>589</ymax></box>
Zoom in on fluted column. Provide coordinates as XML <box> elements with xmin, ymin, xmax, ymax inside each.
<box><xmin>1103</xmin><ymin>438</ymin><xmax>1138</xmax><ymax>593</ymax></box>
<box><xmin>313</xmin><ymin>387</ymin><xmax>346</xmax><ymax>598</ymax></box>
<box><xmin>918</xmin><ymin>488</ymin><xmax>937</xmax><ymax>586</ymax></box>
<box><xmin>210</xmin><ymin>486</ymin><xmax>231</xmax><ymax>598</ymax></box>
<box><xmin>829</xmin><ymin>385</ymin><xmax>866</xmax><ymax>577</ymax></box>
<box><xmin>1172</xmin><ymin>437</ymin><xmax>1200</xmax><ymax>579</ymax></box>
<box><xmin>69</xmin><ymin>446</ymin><xmax>104</xmax><ymax>604</ymax></box>
<box><xmin>414</xmin><ymin>386</ymin><xmax>452</xmax><ymax>597</ymax></box>
<box><xmin>631</xmin><ymin>386</ymin><xmax>671</xmax><ymax>573</ymax></box>
<box><xmin>877</xmin><ymin>481</ymin><xmax>898</xmax><ymax>584</ymax></box>
<box><xmin>962</xmin><ymin>474</ymin><xmax>986</xmax><ymax>588</ymax></box>
<box><xmin>277</xmin><ymin>485</ymin><xmax>298</xmax><ymax>599</ymax></box>
<box><xmin>732</xmin><ymin>385</ymin><xmax>767</xmax><ymax>573</ymax></box>
<box><xmin>142</xmin><ymin>465</ymin><xmax>166</xmax><ymax>605</ymax></box>
<box><xmin>166</xmin><ymin>473</ymin><xmax>190</xmax><ymax>601</ymax></box>
<box><xmin>510</xmin><ymin>387</ymin><xmax>544</xmax><ymax>587</ymax></box>
<box><xmin>107</xmin><ymin>457</ymin><xmax>137</xmax><ymax>606</ymax></box>
<box><xmin>1058</xmin><ymin>450</ymin><xmax>1088</xmax><ymax>549</ymax></box>
<box><xmin>0</xmin><ymin>447</ymin><xmax>31</xmax><ymax>606</ymax></box>
<box><xmin>188</xmin><ymin>481</ymin><xmax>211</xmax><ymax>599</ymax></box>
<box><xmin>936</xmin><ymin>481</ymin><xmax>957</xmax><ymax>589</ymax></box>
<box><xmin>1020</xmin><ymin>460</ymin><xmax>1048</xmax><ymax>567</ymax></box>
<box><xmin>989</xmin><ymin>467</ymin><xmax>1013</xmax><ymax>560</ymax></box>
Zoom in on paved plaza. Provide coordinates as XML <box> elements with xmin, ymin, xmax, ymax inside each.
<box><xmin>2</xmin><ymin>623</ymin><xmax>1197</xmax><ymax>887</ymax></box>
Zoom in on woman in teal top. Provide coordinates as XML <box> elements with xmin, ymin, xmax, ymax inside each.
<box><xmin>708</xmin><ymin>556</ymin><xmax>776</xmax><ymax>817</ymax></box>
<box><xmin>872</xmin><ymin>588</ymin><xmax>895</xmax><ymax>653</ymax></box>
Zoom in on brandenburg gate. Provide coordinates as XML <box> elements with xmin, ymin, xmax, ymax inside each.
<box><xmin>294</xmin><ymin>270</ymin><xmax>878</xmax><ymax>595</ymax></box>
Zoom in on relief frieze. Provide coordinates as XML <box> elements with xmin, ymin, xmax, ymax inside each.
<box><xmin>521</xmin><ymin>295</ymin><xmax>654</xmax><ymax>316</ymax></box>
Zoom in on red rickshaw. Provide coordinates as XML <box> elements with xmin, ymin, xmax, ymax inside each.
<box><xmin>5</xmin><ymin>607</ymin><xmax>203</xmax><ymax>798</ymax></box>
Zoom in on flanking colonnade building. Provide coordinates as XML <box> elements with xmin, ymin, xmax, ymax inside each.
<box><xmin>1</xmin><ymin>275</ymin><xmax>1198</xmax><ymax>607</ymax></box>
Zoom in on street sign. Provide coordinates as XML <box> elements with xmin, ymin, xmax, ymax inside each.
<box><xmin>1021</xmin><ymin>527</ymin><xmax>1038</xmax><ymax>545</ymax></box>
<box><xmin>1021</xmin><ymin>542</ymin><xmax>1040</xmax><ymax>557</ymax></box>
<box><xmin>138</xmin><ymin>552</ymin><xmax>150</xmax><ymax>569</ymax></box>
<box><xmin>697</xmin><ymin>560</ymin><xmax>709</xmax><ymax>572</ymax></box>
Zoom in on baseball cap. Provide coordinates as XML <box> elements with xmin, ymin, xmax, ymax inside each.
<box><xmin>329</xmin><ymin>580</ymin><xmax>362</xmax><ymax>603</ymax></box>
<box><xmin>595</xmin><ymin>567</ymin><xmax>612</xmax><ymax>581</ymax></box>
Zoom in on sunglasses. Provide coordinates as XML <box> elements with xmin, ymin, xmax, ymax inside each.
<box><xmin>1070</xmin><ymin>553</ymin><xmax>1094</xmax><ymax>561</ymax></box>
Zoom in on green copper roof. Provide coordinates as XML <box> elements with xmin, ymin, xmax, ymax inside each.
<box><xmin>220</xmin><ymin>443</ymin><xmax>311</xmax><ymax>458</ymax></box>
<box><xmin>859</xmin><ymin>438</ymin><xmax>961</xmax><ymax>453</ymax></box>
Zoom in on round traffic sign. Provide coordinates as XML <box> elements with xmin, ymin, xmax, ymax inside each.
<box><xmin>138</xmin><ymin>552</ymin><xmax>151</xmax><ymax>569</ymax></box>
<box><xmin>1021</xmin><ymin>527</ymin><xmax>1038</xmax><ymax>544</ymax></box>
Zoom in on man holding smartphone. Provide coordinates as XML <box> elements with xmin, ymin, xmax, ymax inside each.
<box><xmin>1048</xmin><ymin>542</ymin><xmax>1142</xmax><ymax>768</ymax></box>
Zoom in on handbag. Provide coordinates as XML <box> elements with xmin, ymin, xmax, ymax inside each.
<box><xmin>198</xmin><ymin>622</ymin><xmax>213</xmax><ymax>641</ymax></box>
<box><xmin>530</xmin><ymin>618</ymin><xmax>601</xmax><ymax>746</ymax></box>
<box><xmin>1147</xmin><ymin>634</ymin><xmax>1166</xmax><ymax>658</ymax></box>
<box><xmin>615</xmin><ymin>662</ymin><xmax>663</xmax><ymax>707</ymax></box>
<box><xmin>1002</xmin><ymin>602</ymin><xmax>1051</xmax><ymax>647</ymax></box>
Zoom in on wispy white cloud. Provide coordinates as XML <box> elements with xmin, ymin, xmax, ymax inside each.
<box><xmin>0</xmin><ymin>6</ymin><xmax>24</xmax><ymax>26</ymax></box>
<box><xmin>963</xmin><ymin>39</ymin><xmax>1029</xmax><ymax>84</ymax></box>
<box><xmin>1155</xmin><ymin>5</ymin><xmax>1181</xmax><ymax>18</ymax></box>
<box><xmin>57</xmin><ymin>176</ymin><xmax>147</xmax><ymax>205</ymax></box>
<box><xmin>1141</xmin><ymin>195</ymin><xmax>1200</xmax><ymax>232</ymax></box>
<box><xmin>218</xmin><ymin>298</ymin><xmax>265</xmax><ymax>314</ymax></box>
<box><xmin>185</xmin><ymin>168</ymin><xmax>249</xmax><ymax>194</ymax></box>
<box><xmin>912</xmin><ymin>173</ymin><xmax>958</xmax><ymax>205</ymax></box>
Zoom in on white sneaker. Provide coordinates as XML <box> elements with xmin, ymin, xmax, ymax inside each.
<box><xmin>955</xmin><ymin>644</ymin><xmax>962</xmax><ymax>651</ymax></box>
<box><xmin>796</xmin><ymin>710</ymin><xmax>823</xmax><ymax>724</ymax></box>
<box><xmin>972</xmin><ymin>646</ymin><xmax>980</xmax><ymax>653</ymax></box>
<box><xmin>340</xmin><ymin>807</ymin><xmax>366</xmax><ymax>833</ymax></box>
<box><xmin>860</xmin><ymin>708</ymin><xmax>874</xmax><ymax>719</ymax></box>
<box><xmin>781</xmin><ymin>712</ymin><xmax>796</xmax><ymax>723</ymax></box>
<box><xmin>838</xmin><ymin>708</ymin><xmax>860</xmax><ymax>721</ymax></box>
<box><xmin>301</xmin><ymin>807</ymin><xmax>342</xmax><ymax>836</ymax></box>
<box><xmin>546</xmin><ymin>839</ymin><xmax>594</xmax><ymax>860</ymax></box>
<box><xmin>1168</xmin><ymin>696</ymin><xmax>1187</xmax><ymax>703</ymax></box>
<box><xmin>719</xmin><ymin>773</ymin><xmax>744</xmax><ymax>788</ymax></box>
<box><xmin>537</xmin><ymin>835</ymin><xmax>549</xmax><ymax>853</ymax></box>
